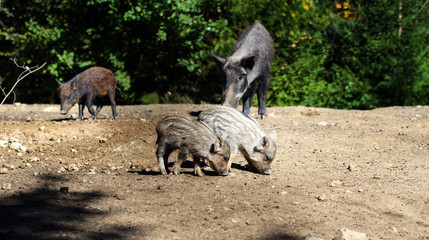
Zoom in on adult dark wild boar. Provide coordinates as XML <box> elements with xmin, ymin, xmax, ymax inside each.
<box><xmin>211</xmin><ymin>22</ymin><xmax>274</xmax><ymax>118</ymax></box>
<box><xmin>56</xmin><ymin>66</ymin><xmax>118</xmax><ymax>120</ymax></box>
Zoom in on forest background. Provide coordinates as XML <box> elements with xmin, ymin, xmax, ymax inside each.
<box><xmin>1</xmin><ymin>0</ymin><xmax>428</xmax><ymax>109</ymax></box>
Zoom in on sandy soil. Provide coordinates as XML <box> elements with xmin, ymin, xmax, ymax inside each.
<box><xmin>0</xmin><ymin>103</ymin><xmax>428</xmax><ymax>240</ymax></box>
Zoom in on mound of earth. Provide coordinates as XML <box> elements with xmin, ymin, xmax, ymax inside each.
<box><xmin>1</xmin><ymin>104</ymin><xmax>428</xmax><ymax>239</ymax></box>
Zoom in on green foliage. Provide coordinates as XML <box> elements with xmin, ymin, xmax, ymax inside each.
<box><xmin>0</xmin><ymin>0</ymin><xmax>428</xmax><ymax>108</ymax></box>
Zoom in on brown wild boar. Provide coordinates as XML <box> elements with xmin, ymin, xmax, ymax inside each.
<box><xmin>56</xmin><ymin>66</ymin><xmax>118</xmax><ymax>120</ymax></box>
<box><xmin>156</xmin><ymin>115</ymin><xmax>231</xmax><ymax>176</ymax></box>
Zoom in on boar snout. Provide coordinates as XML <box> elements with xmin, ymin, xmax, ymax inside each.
<box><xmin>248</xmin><ymin>161</ymin><xmax>271</xmax><ymax>175</ymax></box>
<box><xmin>218</xmin><ymin>169</ymin><xmax>229</xmax><ymax>176</ymax></box>
<box><xmin>262</xmin><ymin>168</ymin><xmax>271</xmax><ymax>175</ymax></box>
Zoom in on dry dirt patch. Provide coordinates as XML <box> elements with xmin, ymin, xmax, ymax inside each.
<box><xmin>1</xmin><ymin>104</ymin><xmax>429</xmax><ymax>239</ymax></box>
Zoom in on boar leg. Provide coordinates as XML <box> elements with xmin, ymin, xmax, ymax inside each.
<box><xmin>94</xmin><ymin>104</ymin><xmax>103</xmax><ymax>116</ymax></box>
<box><xmin>257</xmin><ymin>76</ymin><xmax>268</xmax><ymax>118</ymax></box>
<box><xmin>242</xmin><ymin>81</ymin><xmax>258</xmax><ymax>116</ymax></box>
<box><xmin>86</xmin><ymin>100</ymin><xmax>97</xmax><ymax>119</ymax></box>
<box><xmin>157</xmin><ymin>145</ymin><xmax>172</xmax><ymax>175</ymax></box>
<box><xmin>173</xmin><ymin>150</ymin><xmax>187</xmax><ymax>175</ymax></box>
<box><xmin>108</xmin><ymin>91</ymin><xmax>118</xmax><ymax>119</ymax></box>
<box><xmin>77</xmin><ymin>103</ymin><xmax>84</xmax><ymax>120</ymax></box>
<box><xmin>226</xmin><ymin>144</ymin><xmax>239</xmax><ymax>172</ymax></box>
<box><xmin>193</xmin><ymin>156</ymin><xmax>205</xmax><ymax>177</ymax></box>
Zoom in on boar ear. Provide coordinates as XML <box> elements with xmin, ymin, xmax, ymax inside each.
<box><xmin>241</xmin><ymin>56</ymin><xmax>255</xmax><ymax>72</ymax></box>
<box><xmin>268</xmin><ymin>130</ymin><xmax>277</xmax><ymax>142</ymax></box>
<box><xmin>55</xmin><ymin>78</ymin><xmax>63</xmax><ymax>86</ymax></box>
<box><xmin>256</xmin><ymin>136</ymin><xmax>270</xmax><ymax>152</ymax></box>
<box><xmin>211</xmin><ymin>137</ymin><xmax>224</xmax><ymax>153</ymax></box>
<box><xmin>210</xmin><ymin>54</ymin><xmax>226</xmax><ymax>67</ymax></box>
<box><xmin>70</xmin><ymin>79</ymin><xmax>77</xmax><ymax>90</ymax></box>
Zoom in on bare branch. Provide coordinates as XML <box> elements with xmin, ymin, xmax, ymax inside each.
<box><xmin>0</xmin><ymin>58</ymin><xmax>47</xmax><ymax>106</ymax></box>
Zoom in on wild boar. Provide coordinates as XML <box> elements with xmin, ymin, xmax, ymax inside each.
<box><xmin>56</xmin><ymin>66</ymin><xmax>118</xmax><ymax>120</ymax></box>
<box><xmin>198</xmin><ymin>106</ymin><xmax>277</xmax><ymax>175</ymax></box>
<box><xmin>156</xmin><ymin>115</ymin><xmax>231</xmax><ymax>176</ymax></box>
<box><xmin>210</xmin><ymin>22</ymin><xmax>274</xmax><ymax>118</ymax></box>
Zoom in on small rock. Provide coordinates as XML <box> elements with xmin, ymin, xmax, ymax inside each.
<box><xmin>317</xmin><ymin>121</ymin><xmax>328</xmax><ymax>126</ymax></box>
<box><xmin>33</xmin><ymin>172</ymin><xmax>39</xmax><ymax>176</ymax></box>
<box><xmin>231</xmin><ymin>218</ymin><xmax>240</xmax><ymax>223</ymax></box>
<box><xmin>317</xmin><ymin>194</ymin><xmax>328</xmax><ymax>201</ymax></box>
<box><xmin>3</xmin><ymin>163</ymin><xmax>15</xmax><ymax>170</ymax></box>
<box><xmin>26</xmin><ymin>117</ymin><xmax>32</xmax><ymax>122</ymax></box>
<box><xmin>333</xmin><ymin>228</ymin><xmax>367</xmax><ymax>240</ymax></box>
<box><xmin>67</xmin><ymin>163</ymin><xmax>79</xmax><ymax>172</ymax></box>
<box><xmin>0</xmin><ymin>140</ymin><xmax>8</xmax><ymax>148</ymax></box>
<box><xmin>10</xmin><ymin>142</ymin><xmax>21</xmax><ymax>151</ymax></box>
<box><xmin>0</xmin><ymin>168</ymin><xmax>9</xmax><ymax>174</ymax></box>
<box><xmin>39</xmin><ymin>126</ymin><xmax>46</xmax><ymax>131</ymax></box>
<box><xmin>1</xmin><ymin>183</ymin><xmax>11</xmax><ymax>190</ymax></box>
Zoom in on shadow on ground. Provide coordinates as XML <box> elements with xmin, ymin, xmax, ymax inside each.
<box><xmin>0</xmin><ymin>174</ymin><xmax>147</xmax><ymax>240</ymax></box>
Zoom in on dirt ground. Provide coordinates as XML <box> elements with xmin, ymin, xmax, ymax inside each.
<box><xmin>0</xmin><ymin>103</ymin><xmax>428</xmax><ymax>240</ymax></box>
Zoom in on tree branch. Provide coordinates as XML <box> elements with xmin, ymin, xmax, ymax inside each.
<box><xmin>0</xmin><ymin>58</ymin><xmax>47</xmax><ymax>106</ymax></box>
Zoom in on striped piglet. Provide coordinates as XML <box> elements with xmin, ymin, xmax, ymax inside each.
<box><xmin>156</xmin><ymin>115</ymin><xmax>230</xmax><ymax>176</ymax></box>
<box><xmin>198</xmin><ymin>106</ymin><xmax>277</xmax><ymax>174</ymax></box>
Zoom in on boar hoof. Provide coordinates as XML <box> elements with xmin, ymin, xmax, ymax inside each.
<box><xmin>172</xmin><ymin>167</ymin><xmax>180</xmax><ymax>175</ymax></box>
<box><xmin>194</xmin><ymin>168</ymin><xmax>205</xmax><ymax>177</ymax></box>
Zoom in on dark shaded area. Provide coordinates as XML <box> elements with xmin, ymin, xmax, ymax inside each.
<box><xmin>189</xmin><ymin>111</ymin><xmax>202</xmax><ymax>117</ymax></box>
<box><xmin>0</xmin><ymin>174</ymin><xmax>147</xmax><ymax>240</ymax></box>
<box><xmin>260</xmin><ymin>233</ymin><xmax>302</xmax><ymax>240</ymax></box>
<box><xmin>136</xmin><ymin>159</ymin><xmax>255</xmax><ymax>176</ymax></box>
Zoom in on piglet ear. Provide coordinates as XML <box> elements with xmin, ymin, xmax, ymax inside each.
<box><xmin>268</xmin><ymin>130</ymin><xmax>277</xmax><ymax>142</ymax></box>
<box><xmin>210</xmin><ymin>53</ymin><xmax>227</xmax><ymax>67</ymax></box>
<box><xmin>55</xmin><ymin>78</ymin><xmax>63</xmax><ymax>86</ymax></box>
<box><xmin>211</xmin><ymin>137</ymin><xmax>224</xmax><ymax>153</ymax></box>
<box><xmin>256</xmin><ymin>136</ymin><xmax>269</xmax><ymax>152</ymax></box>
